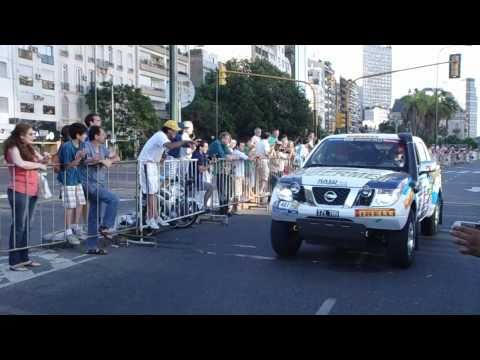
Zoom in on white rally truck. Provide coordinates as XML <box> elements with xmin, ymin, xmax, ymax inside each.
<box><xmin>270</xmin><ymin>133</ymin><xmax>443</xmax><ymax>268</ymax></box>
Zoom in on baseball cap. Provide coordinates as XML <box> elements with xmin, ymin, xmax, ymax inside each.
<box><xmin>163</xmin><ymin>120</ymin><xmax>181</xmax><ymax>132</ymax></box>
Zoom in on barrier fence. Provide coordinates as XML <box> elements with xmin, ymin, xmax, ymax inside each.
<box><xmin>1</xmin><ymin>157</ymin><xmax>300</xmax><ymax>253</ymax></box>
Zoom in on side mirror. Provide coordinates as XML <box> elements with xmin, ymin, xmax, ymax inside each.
<box><xmin>419</xmin><ymin>160</ymin><xmax>438</xmax><ymax>175</ymax></box>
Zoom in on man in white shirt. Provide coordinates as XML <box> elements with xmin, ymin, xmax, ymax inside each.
<box><xmin>138</xmin><ymin>120</ymin><xmax>193</xmax><ymax>230</ymax></box>
<box><xmin>251</xmin><ymin>127</ymin><xmax>262</xmax><ymax>147</ymax></box>
<box><xmin>255</xmin><ymin>132</ymin><xmax>272</xmax><ymax>197</ymax></box>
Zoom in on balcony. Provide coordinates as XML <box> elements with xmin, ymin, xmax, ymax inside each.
<box><xmin>139</xmin><ymin>61</ymin><xmax>167</xmax><ymax>76</ymax></box>
<box><xmin>60</xmin><ymin>50</ymin><xmax>69</xmax><ymax>57</ymax></box>
<box><xmin>141</xmin><ymin>45</ymin><xmax>168</xmax><ymax>55</ymax></box>
<box><xmin>61</xmin><ymin>82</ymin><xmax>70</xmax><ymax>91</ymax></box>
<box><xmin>42</xmin><ymin>80</ymin><xmax>55</xmax><ymax>90</ymax></box>
<box><xmin>141</xmin><ymin>86</ymin><xmax>166</xmax><ymax>98</ymax></box>
<box><xmin>75</xmin><ymin>54</ymin><xmax>83</xmax><ymax>61</ymax></box>
<box><xmin>18</xmin><ymin>48</ymin><xmax>33</xmax><ymax>60</ymax></box>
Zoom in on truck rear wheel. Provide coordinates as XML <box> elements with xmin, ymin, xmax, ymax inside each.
<box><xmin>387</xmin><ymin>210</ymin><xmax>416</xmax><ymax>269</ymax></box>
<box><xmin>271</xmin><ymin>220</ymin><xmax>302</xmax><ymax>257</ymax></box>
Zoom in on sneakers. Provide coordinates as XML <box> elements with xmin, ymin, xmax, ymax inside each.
<box><xmin>156</xmin><ymin>217</ymin><xmax>170</xmax><ymax>227</ymax></box>
<box><xmin>72</xmin><ymin>225</ymin><xmax>87</xmax><ymax>240</ymax></box>
<box><xmin>66</xmin><ymin>233</ymin><xmax>81</xmax><ymax>245</ymax></box>
<box><xmin>146</xmin><ymin>218</ymin><xmax>160</xmax><ymax>230</ymax></box>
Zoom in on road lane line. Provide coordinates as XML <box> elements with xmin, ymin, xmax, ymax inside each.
<box><xmin>232</xmin><ymin>244</ymin><xmax>257</xmax><ymax>249</ymax></box>
<box><xmin>316</xmin><ymin>298</ymin><xmax>336</xmax><ymax>315</ymax></box>
<box><xmin>0</xmin><ymin>257</ymin><xmax>98</xmax><ymax>290</ymax></box>
<box><xmin>228</xmin><ymin>253</ymin><xmax>276</xmax><ymax>261</ymax></box>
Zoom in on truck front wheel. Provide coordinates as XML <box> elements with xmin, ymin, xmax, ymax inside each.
<box><xmin>387</xmin><ymin>210</ymin><xmax>416</xmax><ymax>268</ymax></box>
<box><xmin>271</xmin><ymin>220</ymin><xmax>302</xmax><ymax>257</ymax></box>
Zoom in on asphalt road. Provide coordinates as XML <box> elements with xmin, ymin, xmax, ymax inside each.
<box><xmin>0</xmin><ymin>161</ymin><xmax>479</xmax><ymax>315</ymax></box>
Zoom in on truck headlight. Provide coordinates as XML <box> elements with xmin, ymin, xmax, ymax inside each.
<box><xmin>273</xmin><ymin>183</ymin><xmax>300</xmax><ymax>202</ymax></box>
<box><xmin>371</xmin><ymin>188</ymin><xmax>401</xmax><ymax>207</ymax></box>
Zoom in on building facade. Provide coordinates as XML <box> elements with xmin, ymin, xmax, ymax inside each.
<box><xmin>137</xmin><ymin>45</ymin><xmax>190</xmax><ymax>120</ymax></box>
<box><xmin>338</xmin><ymin>77</ymin><xmax>362</xmax><ymax>132</ymax></box>
<box><xmin>466</xmin><ymin>78</ymin><xmax>477</xmax><ymax>137</ymax></box>
<box><xmin>307</xmin><ymin>59</ymin><xmax>326</xmax><ymax>129</ymax></box>
<box><xmin>323</xmin><ymin>61</ymin><xmax>337</xmax><ymax>134</ymax></box>
<box><xmin>362</xmin><ymin>106</ymin><xmax>390</xmax><ymax>131</ymax></box>
<box><xmin>251</xmin><ymin>45</ymin><xmax>291</xmax><ymax>75</ymax></box>
<box><xmin>362</xmin><ymin>45</ymin><xmax>392</xmax><ymax>109</ymax></box>
<box><xmin>0</xmin><ymin>46</ymin><xmax>14</xmax><ymax>142</ymax></box>
<box><xmin>189</xmin><ymin>48</ymin><xmax>218</xmax><ymax>88</ymax></box>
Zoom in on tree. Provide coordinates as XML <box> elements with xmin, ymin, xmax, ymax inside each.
<box><xmin>85</xmin><ymin>82</ymin><xmax>160</xmax><ymax>159</ymax></box>
<box><xmin>183</xmin><ymin>58</ymin><xmax>313</xmax><ymax>141</ymax></box>
<box><xmin>463</xmin><ymin>137</ymin><xmax>478</xmax><ymax>149</ymax></box>
<box><xmin>397</xmin><ymin>89</ymin><xmax>460</xmax><ymax>144</ymax></box>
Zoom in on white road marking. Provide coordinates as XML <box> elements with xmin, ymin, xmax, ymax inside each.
<box><xmin>228</xmin><ymin>253</ymin><xmax>275</xmax><ymax>261</ymax></box>
<box><xmin>71</xmin><ymin>254</ymin><xmax>89</xmax><ymax>261</ymax></box>
<box><xmin>232</xmin><ymin>244</ymin><xmax>257</xmax><ymax>249</ymax></box>
<box><xmin>465</xmin><ymin>187</ymin><xmax>480</xmax><ymax>193</ymax></box>
<box><xmin>444</xmin><ymin>202</ymin><xmax>480</xmax><ymax>206</ymax></box>
<box><xmin>316</xmin><ymin>298</ymin><xmax>337</xmax><ymax>315</ymax></box>
<box><xmin>0</xmin><ymin>257</ymin><xmax>97</xmax><ymax>290</ymax></box>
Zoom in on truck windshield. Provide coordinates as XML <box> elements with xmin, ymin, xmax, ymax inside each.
<box><xmin>304</xmin><ymin>138</ymin><xmax>409</xmax><ymax>172</ymax></box>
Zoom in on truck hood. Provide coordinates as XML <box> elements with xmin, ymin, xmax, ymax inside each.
<box><xmin>282</xmin><ymin>166</ymin><xmax>410</xmax><ymax>189</ymax></box>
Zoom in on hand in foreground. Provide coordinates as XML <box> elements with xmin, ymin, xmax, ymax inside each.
<box><xmin>451</xmin><ymin>226</ymin><xmax>480</xmax><ymax>257</ymax></box>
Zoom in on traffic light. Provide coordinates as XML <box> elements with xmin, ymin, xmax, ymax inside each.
<box><xmin>449</xmin><ymin>54</ymin><xmax>461</xmax><ymax>79</ymax></box>
<box><xmin>336</xmin><ymin>112</ymin><xmax>346</xmax><ymax>129</ymax></box>
<box><xmin>218</xmin><ymin>63</ymin><xmax>227</xmax><ymax>86</ymax></box>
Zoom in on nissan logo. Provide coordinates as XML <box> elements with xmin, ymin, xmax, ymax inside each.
<box><xmin>324</xmin><ymin>191</ymin><xmax>338</xmax><ymax>203</ymax></box>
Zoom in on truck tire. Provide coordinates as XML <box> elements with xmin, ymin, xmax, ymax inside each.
<box><xmin>387</xmin><ymin>210</ymin><xmax>416</xmax><ymax>268</ymax></box>
<box><xmin>421</xmin><ymin>199</ymin><xmax>440</xmax><ymax>236</ymax></box>
<box><xmin>270</xmin><ymin>220</ymin><xmax>302</xmax><ymax>257</ymax></box>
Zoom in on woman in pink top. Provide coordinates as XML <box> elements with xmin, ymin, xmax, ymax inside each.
<box><xmin>4</xmin><ymin>123</ymin><xmax>49</xmax><ymax>271</ymax></box>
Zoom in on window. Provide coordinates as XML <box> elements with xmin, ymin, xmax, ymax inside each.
<box><xmin>62</xmin><ymin>96</ymin><xmax>69</xmax><ymax>118</ymax></box>
<box><xmin>89</xmin><ymin>70</ymin><xmax>95</xmax><ymax>86</ymax></box>
<box><xmin>0</xmin><ymin>97</ymin><xmax>8</xmax><ymax>113</ymax></box>
<box><xmin>20</xmin><ymin>92</ymin><xmax>34</xmax><ymax>113</ymax></box>
<box><xmin>43</xmin><ymin>95</ymin><xmax>55</xmax><ymax>115</ymax></box>
<box><xmin>88</xmin><ymin>45</ymin><xmax>95</xmax><ymax>60</ymax></box>
<box><xmin>18</xmin><ymin>45</ymin><xmax>33</xmax><ymax>60</ymax></box>
<box><xmin>41</xmin><ymin>69</ymin><xmax>55</xmax><ymax>90</ymax></box>
<box><xmin>108</xmin><ymin>46</ymin><xmax>113</xmax><ymax>63</ymax></box>
<box><xmin>139</xmin><ymin>51</ymin><xmax>149</xmax><ymax>64</ymax></box>
<box><xmin>18</xmin><ymin>64</ymin><xmax>33</xmax><ymax>86</ymax></box>
<box><xmin>62</xmin><ymin>64</ymin><xmax>69</xmax><ymax>84</ymax></box>
<box><xmin>127</xmin><ymin>53</ymin><xmax>133</xmax><ymax>69</ymax></box>
<box><xmin>116</xmin><ymin>49</ymin><xmax>123</xmax><ymax>66</ymax></box>
<box><xmin>97</xmin><ymin>45</ymin><xmax>104</xmax><ymax>60</ymax></box>
<box><xmin>0</xmin><ymin>61</ymin><xmax>6</xmax><ymax>78</ymax></box>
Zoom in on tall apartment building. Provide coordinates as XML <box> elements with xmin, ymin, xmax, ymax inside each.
<box><xmin>251</xmin><ymin>45</ymin><xmax>291</xmax><ymax>75</ymax></box>
<box><xmin>362</xmin><ymin>45</ymin><xmax>392</xmax><ymax>110</ymax></box>
<box><xmin>307</xmin><ymin>59</ymin><xmax>326</xmax><ymax>129</ymax></box>
<box><xmin>338</xmin><ymin>77</ymin><xmax>361</xmax><ymax>132</ymax></box>
<box><xmin>323</xmin><ymin>61</ymin><xmax>337</xmax><ymax>134</ymax></box>
<box><xmin>137</xmin><ymin>45</ymin><xmax>190</xmax><ymax>119</ymax></box>
<box><xmin>189</xmin><ymin>48</ymin><xmax>218</xmax><ymax>87</ymax></box>
<box><xmin>466</xmin><ymin>78</ymin><xmax>477</xmax><ymax>137</ymax></box>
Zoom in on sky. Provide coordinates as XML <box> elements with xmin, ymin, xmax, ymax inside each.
<box><xmin>199</xmin><ymin>45</ymin><xmax>478</xmax><ymax>109</ymax></box>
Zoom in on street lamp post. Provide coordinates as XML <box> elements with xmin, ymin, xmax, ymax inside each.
<box><xmin>434</xmin><ymin>45</ymin><xmax>471</xmax><ymax>145</ymax></box>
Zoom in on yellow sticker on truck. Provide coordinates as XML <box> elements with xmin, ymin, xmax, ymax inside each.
<box><xmin>355</xmin><ymin>208</ymin><xmax>396</xmax><ymax>217</ymax></box>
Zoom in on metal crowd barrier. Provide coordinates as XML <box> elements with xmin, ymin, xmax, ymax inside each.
<box><xmin>1</xmin><ymin>156</ymin><xmax>301</xmax><ymax>253</ymax></box>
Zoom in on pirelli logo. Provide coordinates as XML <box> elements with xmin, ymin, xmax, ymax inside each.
<box><xmin>355</xmin><ymin>209</ymin><xmax>396</xmax><ymax>217</ymax></box>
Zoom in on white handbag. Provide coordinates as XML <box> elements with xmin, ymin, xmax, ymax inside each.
<box><xmin>38</xmin><ymin>172</ymin><xmax>52</xmax><ymax>200</ymax></box>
